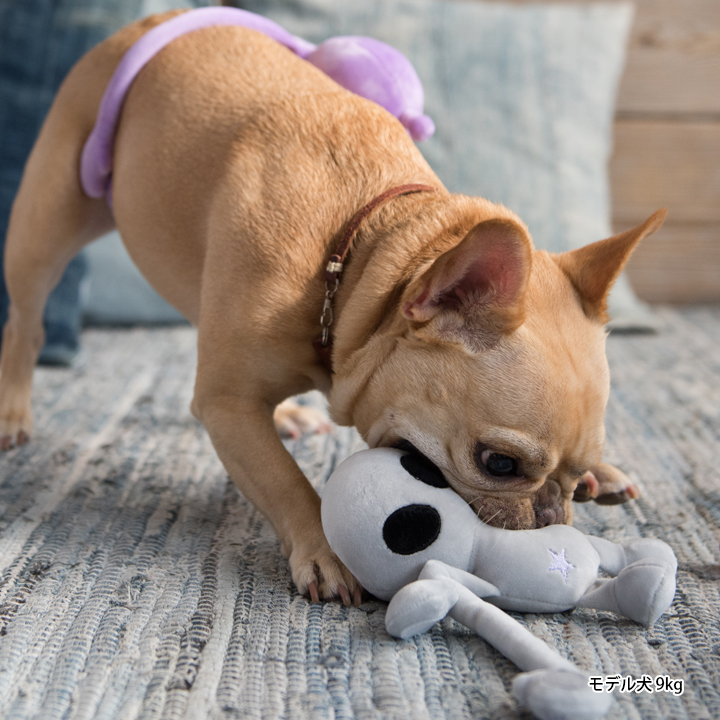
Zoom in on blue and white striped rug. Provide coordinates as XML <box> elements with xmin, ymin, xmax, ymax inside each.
<box><xmin>1</xmin><ymin>308</ymin><xmax>719</xmax><ymax>719</ymax></box>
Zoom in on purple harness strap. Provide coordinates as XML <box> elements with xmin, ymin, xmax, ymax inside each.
<box><xmin>80</xmin><ymin>8</ymin><xmax>316</xmax><ymax>202</ymax></box>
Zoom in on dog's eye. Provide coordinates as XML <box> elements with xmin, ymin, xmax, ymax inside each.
<box><xmin>479</xmin><ymin>448</ymin><xmax>518</xmax><ymax>477</ymax></box>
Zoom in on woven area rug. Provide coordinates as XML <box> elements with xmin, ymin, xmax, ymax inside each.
<box><xmin>1</xmin><ymin>307</ymin><xmax>719</xmax><ymax>720</ymax></box>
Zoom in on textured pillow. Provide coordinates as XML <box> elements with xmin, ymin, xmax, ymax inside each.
<box><xmin>225</xmin><ymin>0</ymin><xmax>650</xmax><ymax>330</ymax></box>
<box><xmin>83</xmin><ymin>231</ymin><xmax>186</xmax><ymax>325</ymax></box>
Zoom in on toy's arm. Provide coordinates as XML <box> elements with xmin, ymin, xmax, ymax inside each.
<box><xmin>419</xmin><ymin>559</ymin><xmax>500</xmax><ymax>598</ymax></box>
<box><xmin>587</xmin><ymin>536</ymin><xmax>627</xmax><ymax>575</ymax></box>
<box><xmin>581</xmin><ymin>537</ymin><xmax>677</xmax><ymax>626</ymax></box>
<box><xmin>588</xmin><ymin>535</ymin><xmax>678</xmax><ymax>575</ymax></box>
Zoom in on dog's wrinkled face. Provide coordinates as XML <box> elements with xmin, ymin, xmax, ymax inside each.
<box><xmin>331</xmin><ymin>209</ymin><xmax>666</xmax><ymax>530</ymax></box>
<box><xmin>353</xmin><ymin>252</ymin><xmax>610</xmax><ymax>529</ymax></box>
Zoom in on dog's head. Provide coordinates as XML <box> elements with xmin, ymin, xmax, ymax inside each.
<box><xmin>330</xmin><ymin>202</ymin><xmax>666</xmax><ymax>529</ymax></box>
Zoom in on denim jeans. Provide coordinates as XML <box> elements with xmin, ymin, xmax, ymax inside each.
<box><xmin>0</xmin><ymin>0</ymin><xmax>202</xmax><ymax>364</ymax></box>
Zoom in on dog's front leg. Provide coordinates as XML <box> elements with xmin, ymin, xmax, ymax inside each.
<box><xmin>192</xmin><ymin>390</ymin><xmax>358</xmax><ymax>605</ymax></box>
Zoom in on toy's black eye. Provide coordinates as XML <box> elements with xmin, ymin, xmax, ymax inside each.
<box><xmin>476</xmin><ymin>446</ymin><xmax>518</xmax><ymax>477</ymax></box>
<box><xmin>383</xmin><ymin>504</ymin><xmax>441</xmax><ymax>555</ymax></box>
<box><xmin>400</xmin><ymin>451</ymin><xmax>449</xmax><ymax>488</ymax></box>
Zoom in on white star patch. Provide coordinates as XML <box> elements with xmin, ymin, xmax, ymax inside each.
<box><xmin>548</xmin><ymin>548</ymin><xmax>574</xmax><ymax>581</ymax></box>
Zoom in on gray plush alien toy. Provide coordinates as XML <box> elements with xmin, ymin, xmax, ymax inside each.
<box><xmin>321</xmin><ymin>448</ymin><xmax>677</xmax><ymax>720</ymax></box>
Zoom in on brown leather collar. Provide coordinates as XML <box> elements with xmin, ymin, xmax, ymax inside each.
<box><xmin>313</xmin><ymin>183</ymin><xmax>436</xmax><ymax>372</ymax></box>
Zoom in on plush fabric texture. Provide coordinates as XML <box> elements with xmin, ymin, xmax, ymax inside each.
<box><xmin>229</xmin><ymin>0</ymin><xmax>650</xmax><ymax>330</ymax></box>
<box><xmin>382</xmin><ymin>504</ymin><xmax>443</xmax><ymax>555</ymax></box>
<box><xmin>321</xmin><ymin>447</ymin><xmax>676</xmax><ymax>621</ymax></box>
<box><xmin>400</xmin><ymin>451</ymin><xmax>450</xmax><ymax>488</ymax></box>
<box><xmin>322</xmin><ymin>447</ymin><xmax>675</xmax><ymax>718</ymax></box>
<box><xmin>0</xmin><ymin>310</ymin><xmax>719</xmax><ymax>718</ymax></box>
<box><xmin>80</xmin><ymin>7</ymin><xmax>432</xmax><ymax>203</ymax></box>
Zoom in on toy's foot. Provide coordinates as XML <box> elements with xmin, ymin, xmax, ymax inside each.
<box><xmin>385</xmin><ymin>579</ymin><xmax>459</xmax><ymax>639</ymax></box>
<box><xmin>513</xmin><ymin>669</ymin><xmax>612</xmax><ymax>720</ymax></box>
<box><xmin>614</xmin><ymin>559</ymin><xmax>676</xmax><ymax>626</ymax></box>
<box><xmin>274</xmin><ymin>398</ymin><xmax>332</xmax><ymax>439</ymax></box>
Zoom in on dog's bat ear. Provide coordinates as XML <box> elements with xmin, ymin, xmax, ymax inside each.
<box><xmin>401</xmin><ymin>217</ymin><xmax>533</xmax><ymax>349</ymax></box>
<box><xmin>554</xmin><ymin>209</ymin><xmax>667</xmax><ymax>323</ymax></box>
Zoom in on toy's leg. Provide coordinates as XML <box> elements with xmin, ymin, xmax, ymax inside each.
<box><xmin>448</xmin><ymin>583</ymin><xmax>576</xmax><ymax>673</ymax></box>
<box><xmin>582</xmin><ymin>536</ymin><xmax>677</xmax><ymax>625</ymax></box>
<box><xmin>449</xmin><ymin>583</ymin><xmax>612</xmax><ymax>720</ymax></box>
<box><xmin>386</xmin><ymin>574</ymin><xmax>612</xmax><ymax>720</ymax></box>
<box><xmin>624</xmin><ymin>538</ymin><xmax>677</xmax><ymax>570</ymax></box>
<box><xmin>387</xmin><ymin>571</ymin><xmax>575</xmax><ymax>671</ymax></box>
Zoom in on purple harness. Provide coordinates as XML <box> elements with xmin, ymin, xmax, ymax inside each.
<box><xmin>80</xmin><ymin>7</ymin><xmax>434</xmax><ymax>205</ymax></box>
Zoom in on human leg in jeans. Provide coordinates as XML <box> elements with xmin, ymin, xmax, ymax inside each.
<box><xmin>0</xmin><ymin>0</ymin><xmax>202</xmax><ymax>365</ymax></box>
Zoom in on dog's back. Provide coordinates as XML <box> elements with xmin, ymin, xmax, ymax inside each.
<box><xmin>93</xmin><ymin>14</ymin><xmax>437</xmax><ymax>326</ymax></box>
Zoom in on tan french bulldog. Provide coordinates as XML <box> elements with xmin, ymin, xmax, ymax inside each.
<box><xmin>0</xmin><ymin>11</ymin><xmax>665</xmax><ymax>605</ymax></box>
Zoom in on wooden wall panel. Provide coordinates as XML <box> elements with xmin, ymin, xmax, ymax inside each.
<box><xmin>610</xmin><ymin>121</ymin><xmax>720</xmax><ymax>225</ymax></box>
<box><xmin>483</xmin><ymin>0</ymin><xmax>720</xmax><ymax>303</ymax></box>
<box><xmin>617</xmin><ymin>0</ymin><xmax>720</xmax><ymax>116</ymax></box>
<box><xmin>612</xmin><ymin>0</ymin><xmax>720</xmax><ymax>303</ymax></box>
<box><xmin>624</xmin><ymin>223</ymin><xmax>720</xmax><ymax>304</ymax></box>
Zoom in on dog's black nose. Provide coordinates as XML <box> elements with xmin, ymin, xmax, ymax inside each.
<box><xmin>535</xmin><ymin>505</ymin><xmax>565</xmax><ymax>527</ymax></box>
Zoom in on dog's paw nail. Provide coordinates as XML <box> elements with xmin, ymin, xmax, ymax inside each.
<box><xmin>573</xmin><ymin>471</ymin><xmax>599</xmax><ymax>502</ymax></box>
<box><xmin>307</xmin><ymin>580</ymin><xmax>320</xmax><ymax>604</ymax></box>
<box><xmin>0</xmin><ymin>435</ymin><xmax>13</xmax><ymax>451</ymax></box>
<box><xmin>16</xmin><ymin>430</ymin><xmax>30</xmax><ymax>446</ymax></box>
<box><xmin>338</xmin><ymin>584</ymin><xmax>351</xmax><ymax>606</ymax></box>
<box><xmin>353</xmin><ymin>585</ymin><xmax>363</xmax><ymax>607</ymax></box>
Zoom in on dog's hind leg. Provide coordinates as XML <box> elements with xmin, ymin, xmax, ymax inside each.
<box><xmin>0</xmin><ymin>78</ymin><xmax>114</xmax><ymax>450</ymax></box>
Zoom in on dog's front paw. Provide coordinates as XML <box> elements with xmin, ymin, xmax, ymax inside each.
<box><xmin>274</xmin><ymin>398</ymin><xmax>332</xmax><ymax>439</ymax></box>
<box><xmin>573</xmin><ymin>463</ymin><xmax>640</xmax><ymax>505</ymax></box>
<box><xmin>288</xmin><ymin>534</ymin><xmax>361</xmax><ymax>606</ymax></box>
<box><xmin>0</xmin><ymin>385</ymin><xmax>32</xmax><ymax>451</ymax></box>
